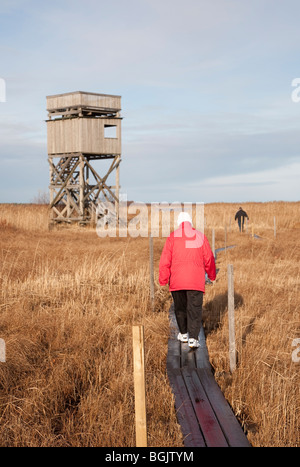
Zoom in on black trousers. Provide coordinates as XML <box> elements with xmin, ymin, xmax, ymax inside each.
<box><xmin>238</xmin><ymin>218</ymin><xmax>245</xmax><ymax>232</ymax></box>
<box><xmin>171</xmin><ymin>290</ymin><xmax>203</xmax><ymax>340</ymax></box>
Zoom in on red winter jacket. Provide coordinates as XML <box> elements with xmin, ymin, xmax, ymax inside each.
<box><xmin>159</xmin><ymin>222</ymin><xmax>216</xmax><ymax>292</ymax></box>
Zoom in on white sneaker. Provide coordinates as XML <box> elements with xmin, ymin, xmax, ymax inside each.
<box><xmin>177</xmin><ymin>333</ymin><xmax>188</xmax><ymax>343</ymax></box>
<box><xmin>188</xmin><ymin>338</ymin><xmax>199</xmax><ymax>348</ymax></box>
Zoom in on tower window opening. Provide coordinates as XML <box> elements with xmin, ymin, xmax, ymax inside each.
<box><xmin>104</xmin><ymin>125</ymin><xmax>117</xmax><ymax>138</ymax></box>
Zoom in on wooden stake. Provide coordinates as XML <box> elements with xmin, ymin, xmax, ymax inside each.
<box><xmin>149</xmin><ymin>234</ymin><xmax>155</xmax><ymax>312</ymax></box>
<box><xmin>0</xmin><ymin>338</ymin><xmax>5</xmax><ymax>362</ymax></box>
<box><xmin>115</xmin><ymin>155</ymin><xmax>120</xmax><ymax>221</ymax></box>
<box><xmin>48</xmin><ymin>157</ymin><xmax>54</xmax><ymax>224</ymax></box>
<box><xmin>132</xmin><ymin>325</ymin><xmax>147</xmax><ymax>447</ymax></box>
<box><xmin>79</xmin><ymin>154</ymin><xmax>84</xmax><ymax>219</ymax></box>
<box><xmin>227</xmin><ymin>264</ymin><xmax>236</xmax><ymax>373</ymax></box>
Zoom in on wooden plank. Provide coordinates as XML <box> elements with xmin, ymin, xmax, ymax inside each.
<box><xmin>167</xmin><ymin>304</ymin><xmax>251</xmax><ymax>448</ymax></box>
<box><xmin>196</xmin><ymin>368</ymin><xmax>251</xmax><ymax>447</ymax></box>
<box><xmin>166</xmin><ymin>339</ymin><xmax>181</xmax><ymax>370</ymax></box>
<box><xmin>181</xmin><ymin>344</ymin><xmax>196</xmax><ymax>369</ymax></box>
<box><xmin>167</xmin><ymin>369</ymin><xmax>206</xmax><ymax>447</ymax></box>
<box><xmin>169</xmin><ymin>305</ymin><xmax>179</xmax><ymax>339</ymax></box>
<box><xmin>194</xmin><ymin>327</ymin><xmax>212</xmax><ymax>370</ymax></box>
<box><xmin>181</xmin><ymin>368</ymin><xmax>229</xmax><ymax>447</ymax></box>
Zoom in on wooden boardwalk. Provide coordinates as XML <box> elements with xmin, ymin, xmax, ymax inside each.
<box><xmin>167</xmin><ymin>305</ymin><xmax>251</xmax><ymax>447</ymax></box>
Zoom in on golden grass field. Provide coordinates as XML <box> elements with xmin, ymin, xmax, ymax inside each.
<box><xmin>0</xmin><ymin>201</ymin><xmax>299</xmax><ymax>447</ymax></box>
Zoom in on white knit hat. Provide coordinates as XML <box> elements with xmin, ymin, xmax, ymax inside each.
<box><xmin>177</xmin><ymin>212</ymin><xmax>192</xmax><ymax>226</ymax></box>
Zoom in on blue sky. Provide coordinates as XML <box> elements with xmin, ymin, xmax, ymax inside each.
<box><xmin>0</xmin><ymin>0</ymin><xmax>300</xmax><ymax>203</ymax></box>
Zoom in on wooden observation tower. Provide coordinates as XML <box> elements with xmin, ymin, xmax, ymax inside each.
<box><xmin>46</xmin><ymin>91</ymin><xmax>122</xmax><ymax>225</ymax></box>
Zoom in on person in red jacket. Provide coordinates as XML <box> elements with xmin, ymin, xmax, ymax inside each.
<box><xmin>159</xmin><ymin>212</ymin><xmax>216</xmax><ymax>348</ymax></box>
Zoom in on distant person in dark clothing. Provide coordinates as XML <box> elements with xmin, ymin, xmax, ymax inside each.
<box><xmin>235</xmin><ymin>207</ymin><xmax>249</xmax><ymax>232</ymax></box>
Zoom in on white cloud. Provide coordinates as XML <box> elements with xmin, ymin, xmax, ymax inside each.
<box><xmin>194</xmin><ymin>161</ymin><xmax>300</xmax><ymax>202</ymax></box>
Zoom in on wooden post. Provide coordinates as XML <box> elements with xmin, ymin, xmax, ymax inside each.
<box><xmin>212</xmin><ymin>228</ymin><xmax>215</xmax><ymax>259</ymax></box>
<box><xmin>149</xmin><ymin>234</ymin><xmax>155</xmax><ymax>311</ymax></box>
<box><xmin>132</xmin><ymin>325</ymin><xmax>147</xmax><ymax>447</ymax></box>
<box><xmin>274</xmin><ymin>216</ymin><xmax>276</xmax><ymax>238</ymax></box>
<box><xmin>224</xmin><ymin>224</ymin><xmax>227</xmax><ymax>253</ymax></box>
<box><xmin>115</xmin><ymin>155</ymin><xmax>120</xmax><ymax>221</ymax></box>
<box><xmin>0</xmin><ymin>338</ymin><xmax>5</xmax><ymax>362</ymax></box>
<box><xmin>79</xmin><ymin>154</ymin><xmax>84</xmax><ymax>220</ymax></box>
<box><xmin>48</xmin><ymin>157</ymin><xmax>54</xmax><ymax>228</ymax></box>
<box><xmin>227</xmin><ymin>264</ymin><xmax>236</xmax><ymax>373</ymax></box>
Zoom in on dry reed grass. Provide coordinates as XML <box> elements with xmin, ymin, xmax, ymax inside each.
<box><xmin>0</xmin><ymin>201</ymin><xmax>299</xmax><ymax>446</ymax></box>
